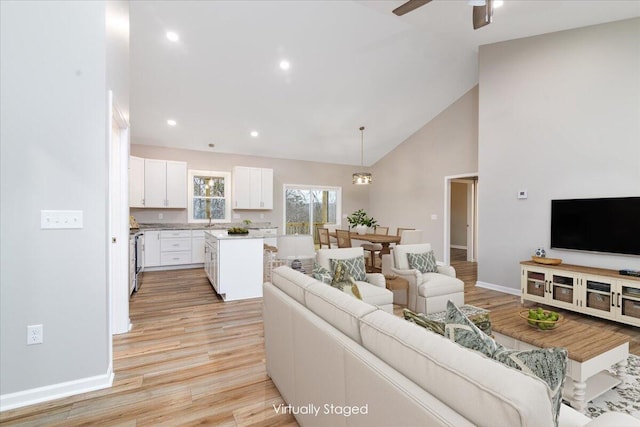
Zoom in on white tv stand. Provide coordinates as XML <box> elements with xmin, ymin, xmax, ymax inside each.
<box><xmin>520</xmin><ymin>261</ymin><xmax>640</xmax><ymax>327</ymax></box>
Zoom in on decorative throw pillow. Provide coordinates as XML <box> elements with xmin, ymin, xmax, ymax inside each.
<box><xmin>493</xmin><ymin>347</ymin><xmax>567</xmax><ymax>427</ymax></box>
<box><xmin>407</xmin><ymin>251</ymin><xmax>438</xmax><ymax>273</ymax></box>
<box><xmin>444</xmin><ymin>301</ymin><xmax>567</xmax><ymax>427</ymax></box>
<box><xmin>403</xmin><ymin>308</ymin><xmax>445</xmax><ymax>335</ymax></box>
<box><xmin>331</xmin><ymin>261</ymin><xmax>362</xmax><ymax>300</ymax></box>
<box><xmin>329</xmin><ymin>256</ymin><xmax>367</xmax><ymax>282</ymax></box>
<box><xmin>444</xmin><ymin>301</ymin><xmax>499</xmax><ymax>357</ymax></box>
<box><xmin>312</xmin><ymin>262</ymin><xmax>333</xmax><ymax>284</ymax></box>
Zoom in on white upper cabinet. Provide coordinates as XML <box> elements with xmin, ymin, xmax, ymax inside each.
<box><xmin>129</xmin><ymin>156</ymin><xmax>145</xmax><ymax>207</ymax></box>
<box><xmin>233</xmin><ymin>166</ymin><xmax>273</xmax><ymax>210</ymax></box>
<box><xmin>141</xmin><ymin>158</ymin><xmax>187</xmax><ymax>208</ymax></box>
<box><xmin>165</xmin><ymin>160</ymin><xmax>187</xmax><ymax>208</ymax></box>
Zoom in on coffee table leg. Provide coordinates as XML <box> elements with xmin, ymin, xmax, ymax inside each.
<box><xmin>572</xmin><ymin>380</ymin><xmax>587</xmax><ymax>411</ymax></box>
<box><xmin>614</xmin><ymin>358</ymin><xmax>628</xmax><ymax>383</ymax></box>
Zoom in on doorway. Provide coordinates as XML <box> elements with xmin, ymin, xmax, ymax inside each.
<box><xmin>443</xmin><ymin>173</ymin><xmax>478</xmax><ymax>265</ymax></box>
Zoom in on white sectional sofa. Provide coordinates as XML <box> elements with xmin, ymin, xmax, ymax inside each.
<box><xmin>263</xmin><ymin>266</ymin><xmax>637</xmax><ymax>427</ymax></box>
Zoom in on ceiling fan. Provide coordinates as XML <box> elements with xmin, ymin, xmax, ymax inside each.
<box><xmin>392</xmin><ymin>0</ymin><xmax>494</xmax><ymax>30</ymax></box>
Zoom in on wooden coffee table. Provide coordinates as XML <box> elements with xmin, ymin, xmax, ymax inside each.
<box><xmin>491</xmin><ymin>308</ymin><xmax>629</xmax><ymax>411</ymax></box>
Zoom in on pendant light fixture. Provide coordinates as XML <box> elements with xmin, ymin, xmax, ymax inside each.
<box><xmin>352</xmin><ymin>126</ymin><xmax>372</xmax><ymax>185</ymax></box>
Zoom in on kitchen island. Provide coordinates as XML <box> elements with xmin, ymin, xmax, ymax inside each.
<box><xmin>203</xmin><ymin>230</ymin><xmax>264</xmax><ymax>301</ymax></box>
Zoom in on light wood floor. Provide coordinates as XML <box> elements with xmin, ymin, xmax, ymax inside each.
<box><xmin>2</xmin><ymin>254</ymin><xmax>639</xmax><ymax>425</ymax></box>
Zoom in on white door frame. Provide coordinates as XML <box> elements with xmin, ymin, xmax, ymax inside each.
<box><xmin>108</xmin><ymin>90</ymin><xmax>131</xmax><ymax>338</ymax></box>
<box><xmin>443</xmin><ymin>173</ymin><xmax>478</xmax><ymax>265</ymax></box>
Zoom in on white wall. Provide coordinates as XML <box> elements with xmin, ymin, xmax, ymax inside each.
<box><xmin>1</xmin><ymin>0</ymin><xmax>113</xmax><ymax>406</ymax></box>
<box><xmin>369</xmin><ymin>86</ymin><xmax>479</xmax><ymax>259</ymax></box>
<box><xmin>478</xmin><ymin>18</ymin><xmax>640</xmax><ymax>291</ymax></box>
<box><xmin>130</xmin><ymin>145</ymin><xmax>370</xmax><ymax>229</ymax></box>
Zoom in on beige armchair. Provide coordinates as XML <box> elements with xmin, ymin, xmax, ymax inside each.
<box><xmin>316</xmin><ymin>247</ymin><xmax>393</xmax><ymax>312</ymax></box>
<box><xmin>385</xmin><ymin>243</ymin><xmax>464</xmax><ymax>314</ymax></box>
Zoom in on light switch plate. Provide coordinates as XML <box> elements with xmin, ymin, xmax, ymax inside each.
<box><xmin>41</xmin><ymin>210</ymin><xmax>83</xmax><ymax>229</ymax></box>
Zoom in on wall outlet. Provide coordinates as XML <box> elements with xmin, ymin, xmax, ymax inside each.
<box><xmin>158</xmin><ymin>213</ymin><xmax>163</xmax><ymax>219</ymax></box>
<box><xmin>431</xmin><ymin>214</ymin><xmax>438</xmax><ymax>220</ymax></box>
<box><xmin>260</xmin><ymin>213</ymin><xmax>264</xmax><ymax>219</ymax></box>
<box><xmin>27</xmin><ymin>324</ymin><xmax>43</xmax><ymax>345</ymax></box>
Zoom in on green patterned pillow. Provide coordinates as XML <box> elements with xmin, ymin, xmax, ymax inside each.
<box><xmin>407</xmin><ymin>251</ymin><xmax>438</xmax><ymax>273</ymax></box>
<box><xmin>444</xmin><ymin>301</ymin><xmax>499</xmax><ymax>356</ymax></box>
<box><xmin>444</xmin><ymin>301</ymin><xmax>566</xmax><ymax>427</ymax></box>
<box><xmin>312</xmin><ymin>262</ymin><xmax>333</xmax><ymax>284</ymax></box>
<box><xmin>329</xmin><ymin>256</ymin><xmax>367</xmax><ymax>281</ymax></box>
<box><xmin>403</xmin><ymin>308</ymin><xmax>445</xmax><ymax>335</ymax></box>
<box><xmin>331</xmin><ymin>261</ymin><xmax>362</xmax><ymax>300</ymax></box>
<box><xmin>493</xmin><ymin>347</ymin><xmax>567</xmax><ymax>427</ymax></box>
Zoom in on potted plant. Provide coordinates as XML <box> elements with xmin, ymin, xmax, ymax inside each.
<box><xmin>346</xmin><ymin>209</ymin><xmax>377</xmax><ymax>235</ymax></box>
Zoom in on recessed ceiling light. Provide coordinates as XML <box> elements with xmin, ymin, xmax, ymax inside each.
<box><xmin>167</xmin><ymin>119</ymin><xmax>177</xmax><ymax>126</ymax></box>
<box><xmin>166</xmin><ymin>31</ymin><xmax>179</xmax><ymax>42</ymax></box>
<box><xmin>250</xmin><ymin>131</ymin><xmax>259</xmax><ymax>138</ymax></box>
<box><xmin>279</xmin><ymin>60</ymin><xmax>291</xmax><ymax>70</ymax></box>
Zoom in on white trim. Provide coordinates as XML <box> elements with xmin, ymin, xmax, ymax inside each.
<box><xmin>443</xmin><ymin>172</ymin><xmax>478</xmax><ymax>265</ymax></box>
<box><xmin>0</xmin><ymin>369</ymin><xmax>114</xmax><ymax>412</ymax></box>
<box><xmin>282</xmin><ymin>184</ymin><xmax>343</xmax><ymax>232</ymax></box>
<box><xmin>475</xmin><ymin>280</ymin><xmax>521</xmax><ymax>296</ymax></box>
<box><xmin>187</xmin><ymin>169</ymin><xmax>232</xmax><ymax>223</ymax></box>
<box><xmin>450</xmin><ymin>244</ymin><xmax>467</xmax><ymax>250</ymax></box>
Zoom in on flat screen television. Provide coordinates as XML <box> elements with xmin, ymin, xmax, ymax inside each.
<box><xmin>550</xmin><ymin>197</ymin><xmax>640</xmax><ymax>256</ymax></box>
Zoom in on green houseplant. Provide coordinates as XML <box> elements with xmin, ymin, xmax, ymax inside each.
<box><xmin>346</xmin><ymin>209</ymin><xmax>377</xmax><ymax>235</ymax></box>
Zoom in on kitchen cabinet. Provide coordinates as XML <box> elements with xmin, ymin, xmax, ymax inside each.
<box><xmin>521</xmin><ymin>261</ymin><xmax>640</xmax><ymax>327</ymax></box>
<box><xmin>144</xmin><ymin>159</ymin><xmax>187</xmax><ymax>208</ymax></box>
<box><xmin>232</xmin><ymin>166</ymin><xmax>273</xmax><ymax>210</ymax></box>
<box><xmin>144</xmin><ymin>230</ymin><xmax>161</xmax><ymax>267</ymax></box>
<box><xmin>129</xmin><ymin>156</ymin><xmax>145</xmax><ymax>208</ymax></box>
<box><xmin>160</xmin><ymin>229</ymin><xmax>191</xmax><ymax>265</ymax></box>
<box><xmin>191</xmin><ymin>230</ymin><xmax>205</xmax><ymax>263</ymax></box>
<box><xmin>204</xmin><ymin>231</ymin><xmax>263</xmax><ymax>300</ymax></box>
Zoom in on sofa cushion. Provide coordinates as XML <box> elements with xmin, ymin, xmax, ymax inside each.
<box><xmin>271</xmin><ymin>266</ymin><xmax>319</xmax><ymax>305</ymax></box>
<box><xmin>393</xmin><ymin>243</ymin><xmax>433</xmax><ymax>270</ymax></box>
<box><xmin>312</xmin><ymin>262</ymin><xmax>333</xmax><ymax>284</ymax></box>
<box><xmin>494</xmin><ymin>347</ymin><xmax>568</xmax><ymax>427</ymax></box>
<box><xmin>419</xmin><ymin>273</ymin><xmax>464</xmax><ymax>297</ymax></box>
<box><xmin>304</xmin><ymin>281</ymin><xmax>377</xmax><ymax>344</ymax></box>
<box><xmin>403</xmin><ymin>308</ymin><xmax>446</xmax><ymax>335</ymax></box>
<box><xmin>445</xmin><ymin>301</ymin><xmax>567</xmax><ymax>427</ymax></box>
<box><xmin>444</xmin><ymin>301</ymin><xmax>500</xmax><ymax>357</ymax></box>
<box><xmin>407</xmin><ymin>251</ymin><xmax>438</xmax><ymax>273</ymax></box>
<box><xmin>331</xmin><ymin>261</ymin><xmax>362</xmax><ymax>300</ymax></box>
<box><xmin>330</xmin><ymin>256</ymin><xmax>367</xmax><ymax>281</ymax></box>
<box><xmin>359</xmin><ymin>310</ymin><xmax>555</xmax><ymax>426</ymax></box>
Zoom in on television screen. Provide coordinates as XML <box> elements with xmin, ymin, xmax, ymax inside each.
<box><xmin>550</xmin><ymin>197</ymin><xmax>640</xmax><ymax>256</ymax></box>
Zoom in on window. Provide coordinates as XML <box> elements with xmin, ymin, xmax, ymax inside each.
<box><xmin>188</xmin><ymin>170</ymin><xmax>231</xmax><ymax>223</ymax></box>
<box><xmin>283</xmin><ymin>184</ymin><xmax>341</xmax><ymax>241</ymax></box>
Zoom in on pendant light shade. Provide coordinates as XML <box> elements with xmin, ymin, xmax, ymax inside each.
<box><xmin>352</xmin><ymin>126</ymin><xmax>372</xmax><ymax>185</ymax></box>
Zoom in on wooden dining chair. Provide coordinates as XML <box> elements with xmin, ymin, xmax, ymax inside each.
<box><xmin>317</xmin><ymin>228</ymin><xmax>331</xmax><ymax>249</ymax></box>
<box><xmin>362</xmin><ymin>226</ymin><xmax>389</xmax><ymax>272</ymax></box>
<box><xmin>396</xmin><ymin>227</ymin><xmax>415</xmax><ymax>237</ymax></box>
<box><xmin>335</xmin><ymin>229</ymin><xmax>352</xmax><ymax>248</ymax></box>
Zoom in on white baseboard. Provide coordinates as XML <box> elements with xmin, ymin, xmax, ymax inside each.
<box><xmin>475</xmin><ymin>281</ymin><xmax>521</xmax><ymax>296</ymax></box>
<box><xmin>450</xmin><ymin>245</ymin><xmax>467</xmax><ymax>250</ymax></box>
<box><xmin>0</xmin><ymin>369</ymin><xmax>113</xmax><ymax>412</ymax></box>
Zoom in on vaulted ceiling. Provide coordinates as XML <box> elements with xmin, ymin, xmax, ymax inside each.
<box><xmin>130</xmin><ymin>1</ymin><xmax>639</xmax><ymax>166</ymax></box>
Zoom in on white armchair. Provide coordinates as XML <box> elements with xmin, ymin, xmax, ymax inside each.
<box><xmin>316</xmin><ymin>247</ymin><xmax>393</xmax><ymax>312</ymax></box>
<box><xmin>387</xmin><ymin>243</ymin><xmax>464</xmax><ymax>314</ymax></box>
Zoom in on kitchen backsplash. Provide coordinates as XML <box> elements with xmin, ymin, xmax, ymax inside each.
<box><xmin>130</xmin><ymin>208</ymin><xmax>276</xmax><ymax>226</ymax></box>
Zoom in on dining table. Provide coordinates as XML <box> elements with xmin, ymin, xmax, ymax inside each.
<box><xmin>329</xmin><ymin>231</ymin><xmax>400</xmax><ymax>257</ymax></box>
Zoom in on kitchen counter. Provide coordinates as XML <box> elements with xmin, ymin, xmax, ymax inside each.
<box><xmin>130</xmin><ymin>222</ymin><xmax>277</xmax><ymax>235</ymax></box>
